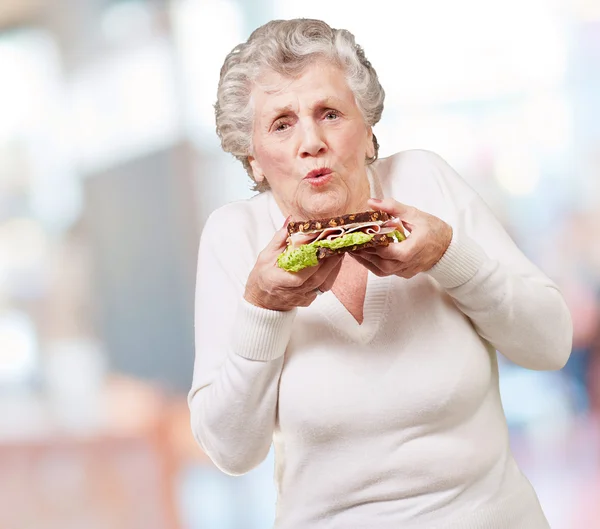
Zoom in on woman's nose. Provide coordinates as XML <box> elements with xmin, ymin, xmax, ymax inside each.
<box><xmin>298</xmin><ymin>122</ymin><xmax>327</xmax><ymax>158</ymax></box>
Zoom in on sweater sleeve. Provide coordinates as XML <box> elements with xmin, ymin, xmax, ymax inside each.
<box><xmin>425</xmin><ymin>156</ymin><xmax>573</xmax><ymax>371</ymax></box>
<box><xmin>188</xmin><ymin>213</ymin><xmax>296</xmax><ymax>475</ymax></box>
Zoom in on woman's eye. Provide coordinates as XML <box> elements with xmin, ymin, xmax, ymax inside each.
<box><xmin>325</xmin><ymin>111</ymin><xmax>339</xmax><ymax>120</ymax></box>
<box><xmin>274</xmin><ymin>122</ymin><xmax>290</xmax><ymax>132</ymax></box>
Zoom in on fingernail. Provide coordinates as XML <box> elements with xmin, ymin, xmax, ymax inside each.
<box><xmin>369</xmin><ymin>198</ymin><xmax>382</xmax><ymax>204</ymax></box>
<box><xmin>282</xmin><ymin>215</ymin><xmax>291</xmax><ymax>228</ymax></box>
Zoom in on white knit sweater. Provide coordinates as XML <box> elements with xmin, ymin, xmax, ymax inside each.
<box><xmin>189</xmin><ymin>150</ymin><xmax>573</xmax><ymax>529</ymax></box>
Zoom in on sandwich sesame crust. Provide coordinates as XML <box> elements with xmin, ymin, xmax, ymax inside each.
<box><xmin>287</xmin><ymin>210</ymin><xmax>390</xmax><ymax>235</ymax></box>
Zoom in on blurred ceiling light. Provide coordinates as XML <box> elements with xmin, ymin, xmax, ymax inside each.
<box><xmin>0</xmin><ymin>30</ymin><xmax>60</xmax><ymax>143</ymax></box>
<box><xmin>101</xmin><ymin>0</ymin><xmax>155</xmax><ymax>45</ymax></box>
<box><xmin>0</xmin><ymin>217</ymin><xmax>49</xmax><ymax>296</ymax></box>
<box><xmin>0</xmin><ymin>310</ymin><xmax>38</xmax><ymax>385</ymax></box>
<box><xmin>521</xmin><ymin>92</ymin><xmax>572</xmax><ymax>154</ymax></box>
<box><xmin>69</xmin><ymin>39</ymin><xmax>181</xmax><ymax>174</ymax></box>
<box><xmin>0</xmin><ymin>217</ymin><xmax>48</xmax><ymax>267</ymax></box>
<box><xmin>0</xmin><ymin>29</ymin><xmax>82</xmax><ymax>235</ymax></box>
<box><xmin>170</xmin><ymin>0</ymin><xmax>244</xmax><ymax>142</ymax></box>
<box><xmin>493</xmin><ymin>147</ymin><xmax>541</xmax><ymax>196</ymax></box>
<box><xmin>0</xmin><ymin>140</ymin><xmax>30</xmax><ymax>194</ymax></box>
<box><xmin>571</xmin><ymin>0</ymin><xmax>600</xmax><ymax>21</ymax></box>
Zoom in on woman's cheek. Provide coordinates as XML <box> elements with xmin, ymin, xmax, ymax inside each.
<box><xmin>258</xmin><ymin>149</ymin><xmax>292</xmax><ymax>180</ymax></box>
<box><xmin>339</xmin><ymin>127</ymin><xmax>368</xmax><ymax>163</ymax></box>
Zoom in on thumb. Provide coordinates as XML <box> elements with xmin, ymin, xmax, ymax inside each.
<box><xmin>368</xmin><ymin>198</ymin><xmax>415</xmax><ymax>220</ymax></box>
<box><xmin>268</xmin><ymin>226</ymin><xmax>290</xmax><ymax>252</ymax></box>
<box><xmin>267</xmin><ymin>216</ymin><xmax>292</xmax><ymax>253</ymax></box>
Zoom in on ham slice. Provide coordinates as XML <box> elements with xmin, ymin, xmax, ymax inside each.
<box><xmin>345</xmin><ymin>222</ymin><xmax>383</xmax><ymax>235</ymax></box>
<box><xmin>288</xmin><ymin>227</ymin><xmax>344</xmax><ymax>249</ymax></box>
<box><xmin>288</xmin><ymin>231</ymin><xmax>319</xmax><ymax>249</ymax></box>
<box><xmin>313</xmin><ymin>227</ymin><xmax>346</xmax><ymax>243</ymax></box>
<box><xmin>376</xmin><ymin>226</ymin><xmax>400</xmax><ymax>235</ymax></box>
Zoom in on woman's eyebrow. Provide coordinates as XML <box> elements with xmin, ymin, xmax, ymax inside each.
<box><xmin>311</xmin><ymin>97</ymin><xmax>345</xmax><ymax>109</ymax></box>
<box><xmin>269</xmin><ymin>104</ymin><xmax>296</xmax><ymax>119</ymax></box>
<box><xmin>266</xmin><ymin>97</ymin><xmax>346</xmax><ymax>121</ymax></box>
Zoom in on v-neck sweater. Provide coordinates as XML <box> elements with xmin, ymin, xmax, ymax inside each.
<box><xmin>189</xmin><ymin>150</ymin><xmax>572</xmax><ymax>529</ymax></box>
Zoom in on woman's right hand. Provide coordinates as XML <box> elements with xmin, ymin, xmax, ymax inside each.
<box><xmin>244</xmin><ymin>225</ymin><xmax>343</xmax><ymax>311</ymax></box>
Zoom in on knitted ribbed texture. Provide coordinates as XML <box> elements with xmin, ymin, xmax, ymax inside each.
<box><xmin>232</xmin><ymin>299</ymin><xmax>296</xmax><ymax>361</ymax></box>
<box><xmin>427</xmin><ymin>234</ymin><xmax>487</xmax><ymax>289</ymax></box>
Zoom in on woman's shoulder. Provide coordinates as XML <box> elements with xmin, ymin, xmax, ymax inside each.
<box><xmin>374</xmin><ymin>149</ymin><xmax>477</xmax><ymax>215</ymax></box>
<box><xmin>200</xmin><ymin>192</ymin><xmax>275</xmax><ymax>261</ymax></box>
<box><xmin>203</xmin><ymin>192</ymin><xmax>270</xmax><ymax>233</ymax></box>
<box><xmin>375</xmin><ymin>149</ymin><xmax>455</xmax><ymax>182</ymax></box>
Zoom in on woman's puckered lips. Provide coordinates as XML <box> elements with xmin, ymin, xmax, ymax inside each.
<box><xmin>304</xmin><ymin>167</ymin><xmax>332</xmax><ymax>179</ymax></box>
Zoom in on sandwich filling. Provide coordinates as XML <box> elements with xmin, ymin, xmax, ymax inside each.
<box><xmin>278</xmin><ymin>219</ymin><xmax>406</xmax><ymax>272</ymax></box>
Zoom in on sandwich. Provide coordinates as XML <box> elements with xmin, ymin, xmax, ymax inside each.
<box><xmin>277</xmin><ymin>210</ymin><xmax>406</xmax><ymax>272</ymax></box>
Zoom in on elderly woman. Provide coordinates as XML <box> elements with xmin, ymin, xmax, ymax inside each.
<box><xmin>189</xmin><ymin>18</ymin><xmax>572</xmax><ymax>529</ymax></box>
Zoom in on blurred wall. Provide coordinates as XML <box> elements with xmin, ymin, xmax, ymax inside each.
<box><xmin>84</xmin><ymin>141</ymin><xmax>199</xmax><ymax>391</ymax></box>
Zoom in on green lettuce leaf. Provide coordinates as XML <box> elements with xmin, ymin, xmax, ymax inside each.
<box><xmin>277</xmin><ymin>231</ymin><xmax>373</xmax><ymax>273</ymax></box>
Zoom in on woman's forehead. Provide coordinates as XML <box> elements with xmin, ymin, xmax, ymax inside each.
<box><xmin>253</xmin><ymin>64</ymin><xmax>354</xmax><ymax>112</ymax></box>
<box><xmin>256</xmin><ymin>58</ymin><xmax>342</xmax><ymax>88</ymax></box>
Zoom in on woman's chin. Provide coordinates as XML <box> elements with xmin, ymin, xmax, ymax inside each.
<box><xmin>299</xmin><ymin>198</ymin><xmax>347</xmax><ymax>219</ymax></box>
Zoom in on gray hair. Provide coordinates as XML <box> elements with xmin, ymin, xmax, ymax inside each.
<box><xmin>214</xmin><ymin>19</ymin><xmax>385</xmax><ymax>192</ymax></box>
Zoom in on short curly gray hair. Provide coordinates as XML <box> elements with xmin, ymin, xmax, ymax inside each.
<box><xmin>214</xmin><ymin>18</ymin><xmax>385</xmax><ymax>192</ymax></box>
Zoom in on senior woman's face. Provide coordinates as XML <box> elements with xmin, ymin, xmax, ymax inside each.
<box><xmin>248</xmin><ymin>60</ymin><xmax>374</xmax><ymax>220</ymax></box>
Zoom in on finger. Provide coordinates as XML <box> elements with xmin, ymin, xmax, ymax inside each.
<box><xmin>298</xmin><ymin>254</ymin><xmax>343</xmax><ymax>288</ymax></box>
<box><xmin>396</xmin><ymin>260</ymin><xmax>423</xmax><ymax>278</ymax></box>
<box><xmin>401</xmin><ymin>220</ymin><xmax>414</xmax><ymax>234</ymax></box>
<box><xmin>376</xmin><ymin>218</ymin><xmax>410</xmax><ymax>239</ymax></box>
<box><xmin>263</xmin><ymin>226</ymin><xmax>293</xmax><ymax>262</ymax></box>
<box><xmin>354</xmin><ymin>251</ymin><xmax>397</xmax><ymax>274</ymax></box>
<box><xmin>357</xmin><ymin>245</ymin><xmax>397</xmax><ymax>259</ymax></box>
<box><xmin>350</xmin><ymin>253</ymin><xmax>388</xmax><ymax>277</ymax></box>
<box><xmin>298</xmin><ymin>289</ymin><xmax>319</xmax><ymax>307</ymax></box>
<box><xmin>318</xmin><ymin>255</ymin><xmax>344</xmax><ymax>292</ymax></box>
<box><xmin>395</xmin><ymin>245</ymin><xmax>430</xmax><ymax>277</ymax></box>
<box><xmin>359</xmin><ymin>237</ymin><xmax>417</xmax><ymax>261</ymax></box>
<box><xmin>397</xmin><ymin>267</ymin><xmax>419</xmax><ymax>279</ymax></box>
<box><xmin>368</xmin><ymin>197</ymin><xmax>417</xmax><ymax>218</ymax></box>
<box><xmin>358</xmin><ymin>251</ymin><xmax>417</xmax><ymax>278</ymax></box>
<box><xmin>368</xmin><ymin>198</ymin><xmax>422</xmax><ymax>232</ymax></box>
<box><xmin>271</xmin><ymin>227</ymin><xmax>291</xmax><ymax>251</ymax></box>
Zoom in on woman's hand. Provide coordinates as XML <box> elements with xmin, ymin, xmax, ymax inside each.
<box><xmin>244</xmin><ymin>224</ymin><xmax>343</xmax><ymax>311</ymax></box>
<box><xmin>351</xmin><ymin>198</ymin><xmax>453</xmax><ymax>279</ymax></box>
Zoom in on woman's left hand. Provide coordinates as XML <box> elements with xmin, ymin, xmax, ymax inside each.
<box><xmin>351</xmin><ymin>198</ymin><xmax>453</xmax><ymax>279</ymax></box>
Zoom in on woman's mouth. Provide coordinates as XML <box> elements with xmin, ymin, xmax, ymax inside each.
<box><xmin>304</xmin><ymin>168</ymin><xmax>333</xmax><ymax>187</ymax></box>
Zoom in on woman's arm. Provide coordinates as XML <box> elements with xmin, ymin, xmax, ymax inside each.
<box><xmin>426</xmin><ymin>191</ymin><xmax>573</xmax><ymax>370</ymax></box>
<box><xmin>188</xmin><ymin>215</ymin><xmax>295</xmax><ymax>476</ymax></box>
<box><xmin>189</xmin><ymin>210</ymin><xmax>342</xmax><ymax>475</ymax></box>
<box><xmin>353</xmin><ymin>151</ymin><xmax>573</xmax><ymax>370</ymax></box>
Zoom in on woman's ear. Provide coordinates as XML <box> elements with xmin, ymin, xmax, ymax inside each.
<box><xmin>366</xmin><ymin>127</ymin><xmax>375</xmax><ymax>159</ymax></box>
<box><xmin>248</xmin><ymin>155</ymin><xmax>265</xmax><ymax>183</ymax></box>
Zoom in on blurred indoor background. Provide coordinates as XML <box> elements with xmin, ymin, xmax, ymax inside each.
<box><xmin>0</xmin><ymin>0</ymin><xmax>599</xmax><ymax>527</ymax></box>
